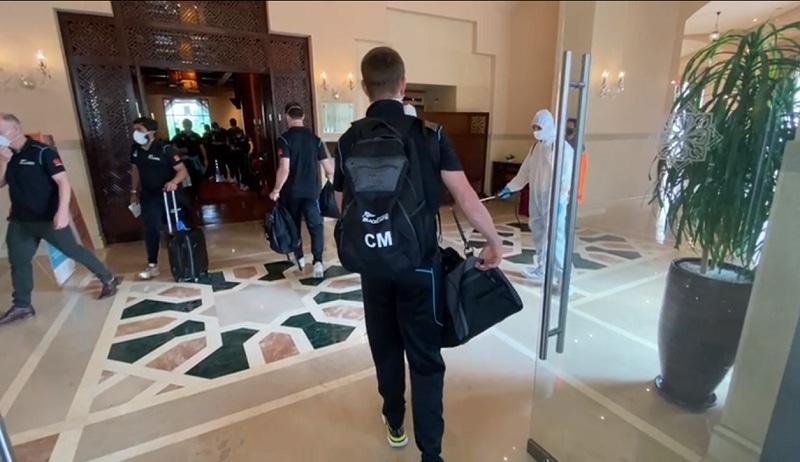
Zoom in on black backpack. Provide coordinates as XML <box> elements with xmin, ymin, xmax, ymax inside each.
<box><xmin>334</xmin><ymin>117</ymin><xmax>436</xmax><ymax>277</ymax></box>
<box><xmin>264</xmin><ymin>203</ymin><xmax>300</xmax><ymax>255</ymax></box>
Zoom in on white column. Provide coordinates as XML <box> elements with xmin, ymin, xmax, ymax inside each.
<box><xmin>704</xmin><ymin>141</ymin><xmax>800</xmax><ymax>461</ymax></box>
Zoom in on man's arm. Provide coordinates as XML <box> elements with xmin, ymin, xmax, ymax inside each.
<box><xmin>437</xmin><ymin>130</ymin><xmax>503</xmax><ymax>269</ymax></box>
<box><xmin>272</xmin><ymin>138</ymin><xmax>291</xmax><ymax>196</ymax></box>
<box><xmin>171</xmin><ymin>162</ymin><xmax>189</xmax><ymax>186</ymax></box>
<box><xmin>318</xmin><ymin>140</ymin><xmax>335</xmax><ymax>180</ymax></box>
<box><xmin>52</xmin><ymin>172</ymin><xmax>71</xmax><ymax>212</ymax></box>
<box><xmin>199</xmin><ymin>144</ymin><xmax>208</xmax><ymax>168</ymax></box>
<box><xmin>273</xmin><ymin>158</ymin><xmax>291</xmax><ymax>194</ymax></box>
<box><xmin>0</xmin><ymin>161</ymin><xmax>8</xmax><ymax>189</ymax></box>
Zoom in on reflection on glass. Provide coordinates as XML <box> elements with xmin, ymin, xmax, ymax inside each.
<box><xmin>321</xmin><ymin>102</ymin><xmax>355</xmax><ymax>134</ymax></box>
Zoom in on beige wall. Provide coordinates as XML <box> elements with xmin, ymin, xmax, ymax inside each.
<box><xmin>557</xmin><ymin>1</ymin><xmax>686</xmax><ymax>214</ymax></box>
<box><xmin>0</xmin><ymin>1</ymin><xmax>113</xmax><ymax>256</ymax></box>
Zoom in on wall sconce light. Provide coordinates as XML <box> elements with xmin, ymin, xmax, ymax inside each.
<box><xmin>319</xmin><ymin>71</ymin><xmax>354</xmax><ymax>100</ymax></box>
<box><xmin>600</xmin><ymin>70</ymin><xmax>625</xmax><ymax>99</ymax></box>
<box><xmin>36</xmin><ymin>51</ymin><xmax>52</xmax><ymax>81</ymax></box>
<box><xmin>320</xmin><ymin>71</ymin><xmax>329</xmax><ymax>91</ymax></box>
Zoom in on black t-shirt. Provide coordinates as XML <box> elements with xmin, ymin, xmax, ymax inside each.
<box><xmin>278</xmin><ymin>127</ymin><xmax>328</xmax><ymax>200</ymax></box>
<box><xmin>333</xmin><ymin>100</ymin><xmax>462</xmax><ymax>214</ymax></box>
<box><xmin>131</xmin><ymin>141</ymin><xmax>181</xmax><ymax>195</ymax></box>
<box><xmin>227</xmin><ymin>127</ymin><xmax>249</xmax><ymax>155</ymax></box>
<box><xmin>171</xmin><ymin>131</ymin><xmax>203</xmax><ymax>159</ymax></box>
<box><xmin>5</xmin><ymin>137</ymin><xmax>67</xmax><ymax>222</ymax></box>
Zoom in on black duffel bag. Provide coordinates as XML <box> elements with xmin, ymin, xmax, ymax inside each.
<box><xmin>264</xmin><ymin>202</ymin><xmax>300</xmax><ymax>255</ymax></box>
<box><xmin>319</xmin><ymin>180</ymin><xmax>339</xmax><ymax>219</ymax></box>
<box><xmin>441</xmin><ymin>208</ymin><xmax>523</xmax><ymax>348</ymax></box>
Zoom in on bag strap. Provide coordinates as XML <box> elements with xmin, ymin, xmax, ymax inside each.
<box><xmin>450</xmin><ymin>207</ymin><xmax>473</xmax><ymax>257</ymax></box>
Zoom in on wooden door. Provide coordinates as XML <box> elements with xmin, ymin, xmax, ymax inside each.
<box><xmin>417</xmin><ymin>111</ymin><xmax>490</xmax><ymax>204</ymax></box>
<box><xmin>58</xmin><ymin>13</ymin><xmax>141</xmax><ymax>244</ymax></box>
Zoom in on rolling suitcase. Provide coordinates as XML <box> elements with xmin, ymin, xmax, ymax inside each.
<box><xmin>164</xmin><ymin>191</ymin><xmax>209</xmax><ymax>282</ymax></box>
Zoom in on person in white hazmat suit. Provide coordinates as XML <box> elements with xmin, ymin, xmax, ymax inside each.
<box><xmin>498</xmin><ymin>109</ymin><xmax>574</xmax><ymax>285</ymax></box>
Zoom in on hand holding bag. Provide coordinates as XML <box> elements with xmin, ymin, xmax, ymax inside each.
<box><xmin>441</xmin><ymin>207</ymin><xmax>523</xmax><ymax>348</ymax></box>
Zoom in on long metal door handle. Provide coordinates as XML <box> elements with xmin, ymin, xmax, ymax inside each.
<box><xmin>539</xmin><ymin>50</ymin><xmax>573</xmax><ymax>361</ymax></box>
<box><xmin>0</xmin><ymin>414</ymin><xmax>15</xmax><ymax>462</ymax></box>
<box><xmin>555</xmin><ymin>53</ymin><xmax>592</xmax><ymax>354</ymax></box>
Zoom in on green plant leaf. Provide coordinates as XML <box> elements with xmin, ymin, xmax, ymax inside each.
<box><xmin>653</xmin><ymin>22</ymin><xmax>800</xmax><ymax>272</ymax></box>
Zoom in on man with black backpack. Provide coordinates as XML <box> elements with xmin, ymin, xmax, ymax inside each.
<box><xmin>333</xmin><ymin>47</ymin><xmax>504</xmax><ymax>462</ymax></box>
<box><xmin>269</xmin><ymin>103</ymin><xmax>334</xmax><ymax>279</ymax></box>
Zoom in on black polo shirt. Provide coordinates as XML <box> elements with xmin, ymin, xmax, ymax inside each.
<box><xmin>171</xmin><ymin>131</ymin><xmax>203</xmax><ymax>159</ymax></box>
<box><xmin>333</xmin><ymin>100</ymin><xmax>462</xmax><ymax>213</ymax></box>
<box><xmin>130</xmin><ymin>140</ymin><xmax>181</xmax><ymax>195</ymax></box>
<box><xmin>5</xmin><ymin>137</ymin><xmax>67</xmax><ymax>222</ymax></box>
<box><xmin>278</xmin><ymin>127</ymin><xmax>328</xmax><ymax>200</ymax></box>
<box><xmin>227</xmin><ymin>127</ymin><xmax>249</xmax><ymax>155</ymax></box>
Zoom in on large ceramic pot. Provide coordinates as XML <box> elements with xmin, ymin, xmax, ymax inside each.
<box><xmin>654</xmin><ymin>257</ymin><xmax>752</xmax><ymax>410</ymax></box>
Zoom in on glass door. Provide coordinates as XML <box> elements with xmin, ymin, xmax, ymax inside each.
<box><xmin>524</xmin><ymin>51</ymin><xmax>793</xmax><ymax>462</ymax></box>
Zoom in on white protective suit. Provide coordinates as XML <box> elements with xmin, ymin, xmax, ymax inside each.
<box><xmin>505</xmin><ymin>109</ymin><xmax>575</xmax><ymax>280</ymax></box>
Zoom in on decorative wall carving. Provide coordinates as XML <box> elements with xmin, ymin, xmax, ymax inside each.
<box><xmin>123</xmin><ymin>26</ymin><xmax>268</xmax><ymax>72</ymax></box>
<box><xmin>113</xmin><ymin>1</ymin><xmax>268</xmax><ymax>34</ymax></box>
<box><xmin>58</xmin><ymin>13</ymin><xmax>141</xmax><ymax>244</ymax></box>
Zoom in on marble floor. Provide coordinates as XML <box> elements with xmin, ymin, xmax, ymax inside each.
<box><xmin>0</xmin><ymin>200</ymin><xmax>732</xmax><ymax>462</ymax></box>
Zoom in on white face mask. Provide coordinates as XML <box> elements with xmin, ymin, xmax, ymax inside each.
<box><xmin>0</xmin><ymin>131</ymin><xmax>20</xmax><ymax>148</ymax></box>
<box><xmin>533</xmin><ymin>130</ymin><xmax>545</xmax><ymax>141</ymax></box>
<box><xmin>133</xmin><ymin>131</ymin><xmax>149</xmax><ymax>145</ymax></box>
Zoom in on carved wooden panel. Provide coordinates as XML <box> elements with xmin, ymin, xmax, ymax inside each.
<box><xmin>268</xmin><ymin>34</ymin><xmax>315</xmax><ymax>135</ymax></box>
<box><xmin>61</xmin><ymin>18</ymin><xmax>121</xmax><ymax>59</ymax></box>
<box><xmin>123</xmin><ymin>25</ymin><xmax>268</xmax><ymax>72</ymax></box>
<box><xmin>59</xmin><ymin>13</ymin><xmax>141</xmax><ymax>244</ymax></box>
<box><xmin>113</xmin><ymin>1</ymin><xmax>268</xmax><ymax>34</ymax></box>
<box><xmin>269</xmin><ymin>35</ymin><xmax>310</xmax><ymax>73</ymax></box>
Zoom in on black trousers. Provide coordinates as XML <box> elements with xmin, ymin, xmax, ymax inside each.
<box><xmin>361</xmin><ymin>256</ymin><xmax>445</xmax><ymax>462</ymax></box>
<box><xmin>6</xmin><ymin>220</ymin><xmax>114</xmax><ymax>307</ymax></box>
<box><xmin>140</xmin><ymin>190</ymin><xmax>189</xmax><ymax>265</ymax></box>
<box><xmin>284</xmin><ymin>197</ymin><xmax>324</xmax><ymax>264</ymax></box>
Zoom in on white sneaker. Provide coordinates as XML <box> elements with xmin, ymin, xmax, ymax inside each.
<box><xmin>313</xmin><ymin>262</ymin><xmax>324</xmax><ymax>279</ymax></box>
<box><xmin>522</xmin><ymin>267</ymin><xmax>545</xmax><ymax>284</ymax></box>
<box><xmin>295</xmin><ymin>257</ymin><xmax>307</xmax><ymax>272</ymax></box>
<box><xmin>139</xmin><ymin>265</ymin><xmax>160</xmax><ymax>280</ymax></box>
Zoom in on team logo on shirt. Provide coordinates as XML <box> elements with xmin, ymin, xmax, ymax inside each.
<box><xmin>53</xmin><ymin>159</ymin><xmax>63</xmax><ymax>167</ymax></box>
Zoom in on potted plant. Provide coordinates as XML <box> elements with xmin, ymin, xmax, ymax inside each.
<box><xmin>651</xmin><ymin>22</ymin><xmax>800</xmax><ymax>410</ymax></box>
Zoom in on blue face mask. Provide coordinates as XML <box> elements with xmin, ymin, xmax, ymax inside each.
<box><xmin>0</xmin><ymin>136</ymin><xmax>10</xmax><ymax>148</ymax></box>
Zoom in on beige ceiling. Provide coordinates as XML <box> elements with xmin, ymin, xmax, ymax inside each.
<box><xmin>682</xmin><ymin>0</ymin><xmax>800</xmax><ymax>56</ymax></box>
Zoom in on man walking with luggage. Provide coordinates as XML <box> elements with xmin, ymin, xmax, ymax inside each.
<box><xmin>269</xmin><ymin>103</ymin><xmax>334</xmax><ymax>279</ymax></box>
<box><xmin>129</xmin><ymin>117</ymin><xmax>189</xmax><ymax>280</ymax></box>
<box><xmin>333</xmin><ymin>47</ymin><xmax>504</xmax><ymax>461</ymax></box>
<box><xmin>0</xmin><ymin>113</ymin><xmax>119</xmax><ymax>325</ymax></box>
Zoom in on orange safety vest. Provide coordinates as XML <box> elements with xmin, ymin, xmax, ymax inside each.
<box><xmin>577</xmin><ymin>152</ymin><xmax>588</xmax><ymax>205</ymax></box>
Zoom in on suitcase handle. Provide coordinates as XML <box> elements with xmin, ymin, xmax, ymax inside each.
<box><xmin>163</xmin><ymin>190</ymin><xmax>180</xmax><ymax>234</ymax></box>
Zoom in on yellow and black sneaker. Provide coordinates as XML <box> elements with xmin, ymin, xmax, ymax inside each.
<box><xmin>382</xmin><ymin>415</ymin><xmax>408</xmax><ymax>448</ymax></box>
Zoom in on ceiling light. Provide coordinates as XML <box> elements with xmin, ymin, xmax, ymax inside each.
<box><xmin>709</xmin><ymin>11</ymin><xmax>722</xmax><ymax>41</ymax></box>
<box><xmin>753</xmin><ymin>18</ymin><xmax>758</xmax><ymax>23</ymax></box>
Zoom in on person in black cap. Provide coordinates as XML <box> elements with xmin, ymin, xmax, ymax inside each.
<box><xmin>129</xmin><ymin>117</ymin><xmax>189</xmax><ymax>280</ymax></box>
<box><xmin>0</xmin><ymin>113</ymin><xmax>119</xmax><ymax>326</ymax></box>
<box><xmin>269</xmin><ymin>103</ymin><xmax>334</xmax><ymax>279</ymax></box>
